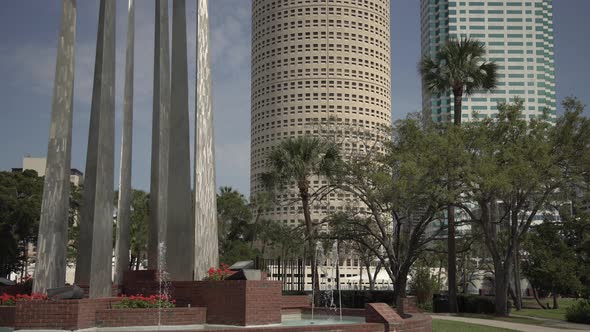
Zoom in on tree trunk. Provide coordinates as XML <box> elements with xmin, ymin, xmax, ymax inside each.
<box><xmin>513</xmin><ymin>246</ymin><xmax>523</xmax><ymax>310</ymax></box>
<box><xmin>359</xmin><ymin>262</ymin><xmax>363</xmax><ymax>290</ymax></box>
<box><xmin>447</xmin><ymin>206</ymin><xmax>458</xmax><ymax>313</ymax></box>
<box><xmin>531</xmin><ymin>285</ymin><xmax>547</xmax><ymax>309</ymax></box>
<box><xmin>300</xmin><ymin>184</ymin><xmax>319</xmax><ymax>305</ymax></box>
<box><xmin>394</xmin><ymin>272</ymin><xmax>409</xmax><ymax>316</ymax></box>
<box><xmin>494</xmin><ymin>264</ymin><xmax>510</xmax><ymax>316</ymax></box>
<box><xmin>552</xmin><ymin>293</ymin><xmax>559</xmax><ymax>309</ymax></box>
<box><xmin>453</xmin><ymin>88</ymin><xmax>463</xmax><ymax>126</ymax></box>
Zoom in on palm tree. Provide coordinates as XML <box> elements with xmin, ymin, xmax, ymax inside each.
<box><xmin>420</xmin><ymin>37</ymin><xmax>498</xmax><ymax>313</ymax></box>
<box><xmin>420</xmin><ymin>37</ymin><xmax>498</xmax><ymax>125</ymax></box>
<box><xmin>262</xmin><ymin>136</ymin><xmax>340</xmax><ymax>303</ymax></box>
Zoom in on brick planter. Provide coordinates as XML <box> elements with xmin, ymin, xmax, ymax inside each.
<box><xmin>95</xmin><ymin>307</ymin><xmax>206</xmax><ymax>327</ymax></box>
<box><xmin>366</xmin><ymin>303</ymin><xmax>432</xmax><ymax>332</ymax></box>
<box><xmin>0</xmin><ymin>306</ymin><xmax>15</xmax><ymax>327</ymax></box>
<box><xmin>281</xmin><ymin>295</ymin><xmax>311</xmax><ymax>308</ymax></box>
<box><xmin>193</xmin><ymin>280</ymin><xmax>282</xmax><ymax>326</ymax></box>
<box><xmin>14</xmin><ymin>298</ymin><xmax>118</xmax><ymax>330</ymax></box>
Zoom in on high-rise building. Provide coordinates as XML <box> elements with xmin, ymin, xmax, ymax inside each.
<box><xmin>420</xmin><ymin>0</ymin><xmax>556</xmax><ymax>123</ymax></box>
<box><xmin>250</xmin><ymin>0</ymin><xmax>392</xmax><ymax>227</ymax></box>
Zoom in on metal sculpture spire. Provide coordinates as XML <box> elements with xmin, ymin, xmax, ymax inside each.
<box><xmin>194</xmin><ymin>0</ymin><xmax>219</xmax><ymax>280</ymax></box>
<box><xmin>33</xmin><ymin>0</ymin><xmax>77</xmax><ymax>294</ymax></box>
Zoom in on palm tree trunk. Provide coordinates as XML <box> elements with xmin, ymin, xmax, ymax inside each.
<box><xmin>447</xmin><ymin>87</ymin><xmax>463</xmax><ymax>313</ymax></box>
<box><xmin>447</xmin><ymin>206</ymin><xmax>458</xmax><ymax>312</ymax></box>
<box><xmin>300</xmin><ymin>183</ymin><xmax>319</xmax><ymax>305</ymax></box>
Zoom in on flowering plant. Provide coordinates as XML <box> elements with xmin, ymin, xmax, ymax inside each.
<box><xmin>114</xmin><ymin>294</ymin><xmax>176</xmax><ymax>309</ymax></box>
<box><xmin>204</xmin><ymin>263</ymin><xmax>235</xmax><ymax>281</ymax></box>
<box><xmin>0</xmin><ymin>293</ymin><xmax>48</xmax><ymax>306</ymax></box>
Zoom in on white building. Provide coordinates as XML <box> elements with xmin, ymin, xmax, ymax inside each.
<box><xmin>14</xmin><ymin>156</ymin><xmax>84</xmax><ymax>186</ymax></box>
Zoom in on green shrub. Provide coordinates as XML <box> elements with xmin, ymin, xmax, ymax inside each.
<box><xmin>566</xmin><ymin>299</ymin><xmax>590</xmax><ymax>324</ymax></box>
<box><xmin>410</xmin><ymin>266</ymin><xmax>440</xmax><ymax>309</ymax></box>
<box><xmin>458</xmin><ymin>295</ymin><xmax>496</xmax><ymax>314</ymax></box>
<box><xmin>114</xmin><ymin>295</ymin><xmax>175</xmax><ymax>309</ymax></box>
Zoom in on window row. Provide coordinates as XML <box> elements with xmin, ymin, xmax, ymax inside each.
<box><xmin>253</xmin><ymin>5</ymin><xmax>389</xmax><ymax>31</ymax></box>
<box><xmin>252</xmin><ymin>0</ymin><xmax>389</xmax><ymax>19</ymax></box>
<box><xmin>252</xmin><ymin>104</ymin><xmax>390</xmax><ymax>122</ymax></box>
<box><xmin>252</xmin><ymin>67</ymin><xmax>390</xmax><ymax>91</ymax></box>
<box><xmin>253</xmin><ymin>19</ymin><xmax>389</xmax><ymax>44</ymax></box>
<box><xmin>252</xmin><ymin>79</ymin><xmax>390</xmax><ymax>100</ymax></box>
<box><xmin>252</xmin><ymin>92</ymin><xmax>390</xmax><ymax>112</ymax></box>
<box><xmin>253</xmin><ymin>30</ymin><xmax>390</xmax><ymax>56</ymax></box>
<box><xmin>253</xmin><ymin>43</ymin><xmax>389</xmax><ymax>67</ymax></box>
<box><xmin>252</xmin><ymin>55</ymin><xmax>390</xmax><ymax>79</ymax></box>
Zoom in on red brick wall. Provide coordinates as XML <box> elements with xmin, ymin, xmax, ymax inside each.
<box><xmin>193</xmin><ymin>280</ymin><xmax>282</xmax><ymax>326</ymax></box>
<box><xmin>14</xmin><ymin>298</ymin><xmax>117</xmax><ymax>330</ymax></box>
<box><xmin>365</xmin><ymin>303</ymin><xmax>432</xmax><ymax>332</ymax></box>
<box><xmin>281</xmin><ymin>295</ymin><xmax>311</xmax><ymax>308</ymax></box>
<box><xmin>95</xmin><ymin>308</ymin><xmax>206</xmax><ymax>327</ymax></box>
<box><xmin>122</xmin><ymin>280</ymin><xmax>195</xmax><ymax>307</ymax></box>
<box><xmin>0</xmin><ymin>306</ymin><xmax>15</xmax><ymax>327</ymax></box>
<box><xmin>402</xmin><ymin>297</ymin><xmax>419</xmax><ymax>313</ymax></box>
<box><xmin>0</xmin><ymin>284</ymin><xmax>30</xmax><ymax>296</ymax></box>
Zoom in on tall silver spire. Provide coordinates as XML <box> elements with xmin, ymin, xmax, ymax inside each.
<box><xmin>114</xmin><ymin>0</ymin><xmax>135</xmax><ymax>286</ymax></box>
<box><xmin>33</xmin><ymin>0</ymin><xmax>77</xmax><ymax>294</ymax></box>
<box><xmin>194</xmin><ymin>0</ymin><xmax>219</xmax><ymax>280</ymax></box>
<box><xmin>148</xmin><ymin>0</ymin><xmax>171</xmax><ymax>270</ymax></box>
<box><xmin>74</xmin><ymin>0</ymin><xmax>116</xmax><ymax>298</ymax></box>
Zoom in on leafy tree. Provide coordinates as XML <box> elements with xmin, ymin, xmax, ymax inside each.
<box><xmin>330</xmin><ymin>118</ymin><xmax>450</xmax><ymax>315</ymax></box>
<box><xmin>262</xmin><ymin>136</ymin><xmax>341</xmax><ymax>303</ymax></box>
<box><xmin>0</xmin><ymin>170</ymin><xmax>43</xmax><ymax>278</ymax></box>
<box><xmin>457</xmin><ymin>98</ymin><xmax>590</xmax><ymax>316</ymax></box>
<box><xmin>420</xmin><ymin>37</ymin><xmax>498</xmax><ymax>313</ymax></box>
<box><xmin>217</xmin><ymin>187</ymin><xmax>254</xmax><ymax>258</ymax></box>
<box><xmin>220</xmin><ymin>240</ymin><xmax>259</xmax><ymax>266</ymax></box>
<box><xmin>129</xmin><ymin>190</ymin><xmax>149</xmax><ymax>270</ymax></box>
<box><xmin>523</xmin><ymin>221</ymin><xmax>581</xmax><ymax>309</ymax></box>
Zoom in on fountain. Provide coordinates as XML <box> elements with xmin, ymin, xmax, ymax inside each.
<box><xmin>313</xmin><ymin>241</ymin><xmax>343</xmax><ymax>322</ymax></box>
<box><xmin>157</xmin><ymin>242</ymin><xmax>171</xmax><ymax>329</ymax></box>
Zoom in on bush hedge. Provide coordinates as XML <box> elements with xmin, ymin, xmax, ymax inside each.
<box><xmin>332</xmin><ymin>290</ymin><xmax>395</xmax><ymax>308</ymax></box>
<box><xmin>566</xmin><ymin>299</ymin><xmax>590</xmax><ymax>324</ymax></box>
<box><xmin>433</xmin><ymin>294</ymin><xmax>509</xmax><ymax>314</ymax></box>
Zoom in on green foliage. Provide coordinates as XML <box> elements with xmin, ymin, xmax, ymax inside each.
<box><xmin>523</xmin><ymin>221</ymin><xmax>582</xmax><ymax>297</ymax></box>
<box><xmin>219</xmin><ymin>240</ymin><xmax>259</xmax><ymax>266</ymax></box>
<box><xmin>457</xmin><ymin>295</ymin><xmax>500</xmax><ymax>315</ymax></box>
<box><xmin>0</xmin><ymin>170</ymin><xmax>44</xmax><ymax>277</ymax></box>
<box><xmin>565</xmin><ymin>299</ymin><xmax>590</xmax><ymax>324</ymax></box>
<box><xmin>410</xmin><ymin>265</ymin><xmax>440</xmax><ymax>311</ymax></box>
<box><xmin>113</xmin><ymin>295</ymin><xmax>175</xmax><ymax>309</ymax></box>
<box><xmin>129</xmin><ymin>190</ymin><xmax>149</xmax><ymax>268</ymax></box>
<box><xmin>333</xmin><ymin>291</ymin><xmax>395</xmax><ymax>309</ymax></box>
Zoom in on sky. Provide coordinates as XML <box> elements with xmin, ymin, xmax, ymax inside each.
<box><xmin>0</xmin><ymin>1</ymin><xmax>589</xmax><ymax>196</ymax></box>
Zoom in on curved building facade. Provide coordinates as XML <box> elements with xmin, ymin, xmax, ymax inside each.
<box><xmin>250</xmin><ymin>0</ymin><xmax>392</xmax><ymax>227</ymax></box>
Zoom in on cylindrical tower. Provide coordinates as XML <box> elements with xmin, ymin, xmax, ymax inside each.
<box><xmin>251</xmin><ymin>0</ymin><xmax>391</xmax><ymax>228</ymax></box>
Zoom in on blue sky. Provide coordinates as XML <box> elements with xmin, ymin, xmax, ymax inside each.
<box><xmin>0</xmin><ymin>1</ymin><xmax>589</xmax><ymax>195</ymax></box>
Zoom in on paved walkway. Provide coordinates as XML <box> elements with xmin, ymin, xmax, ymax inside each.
<box><xmin>510</xmin><ymin>314</ymin><xmax>590</xmax><ymax>331</ymax></box>
<box><xmin>431</xmin><ymin>314</ymin><xmax>590</xmax><ymax>332</ymax></box>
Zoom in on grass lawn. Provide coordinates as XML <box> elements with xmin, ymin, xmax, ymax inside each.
<box><xmin>433</xmin><ymin>320</ymin><xmax>517</xmax><ymax>332</ymax></box>
<box><xmin>515</xmin><ymin>298</ymin><xmax>578</xmax><ymax>321</ymax></box>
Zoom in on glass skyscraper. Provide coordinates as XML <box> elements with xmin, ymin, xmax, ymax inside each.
<box><xmin>420</xmin><ymin>0</ymin><xmax>556</xmax><ymax>123</ymax></box>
